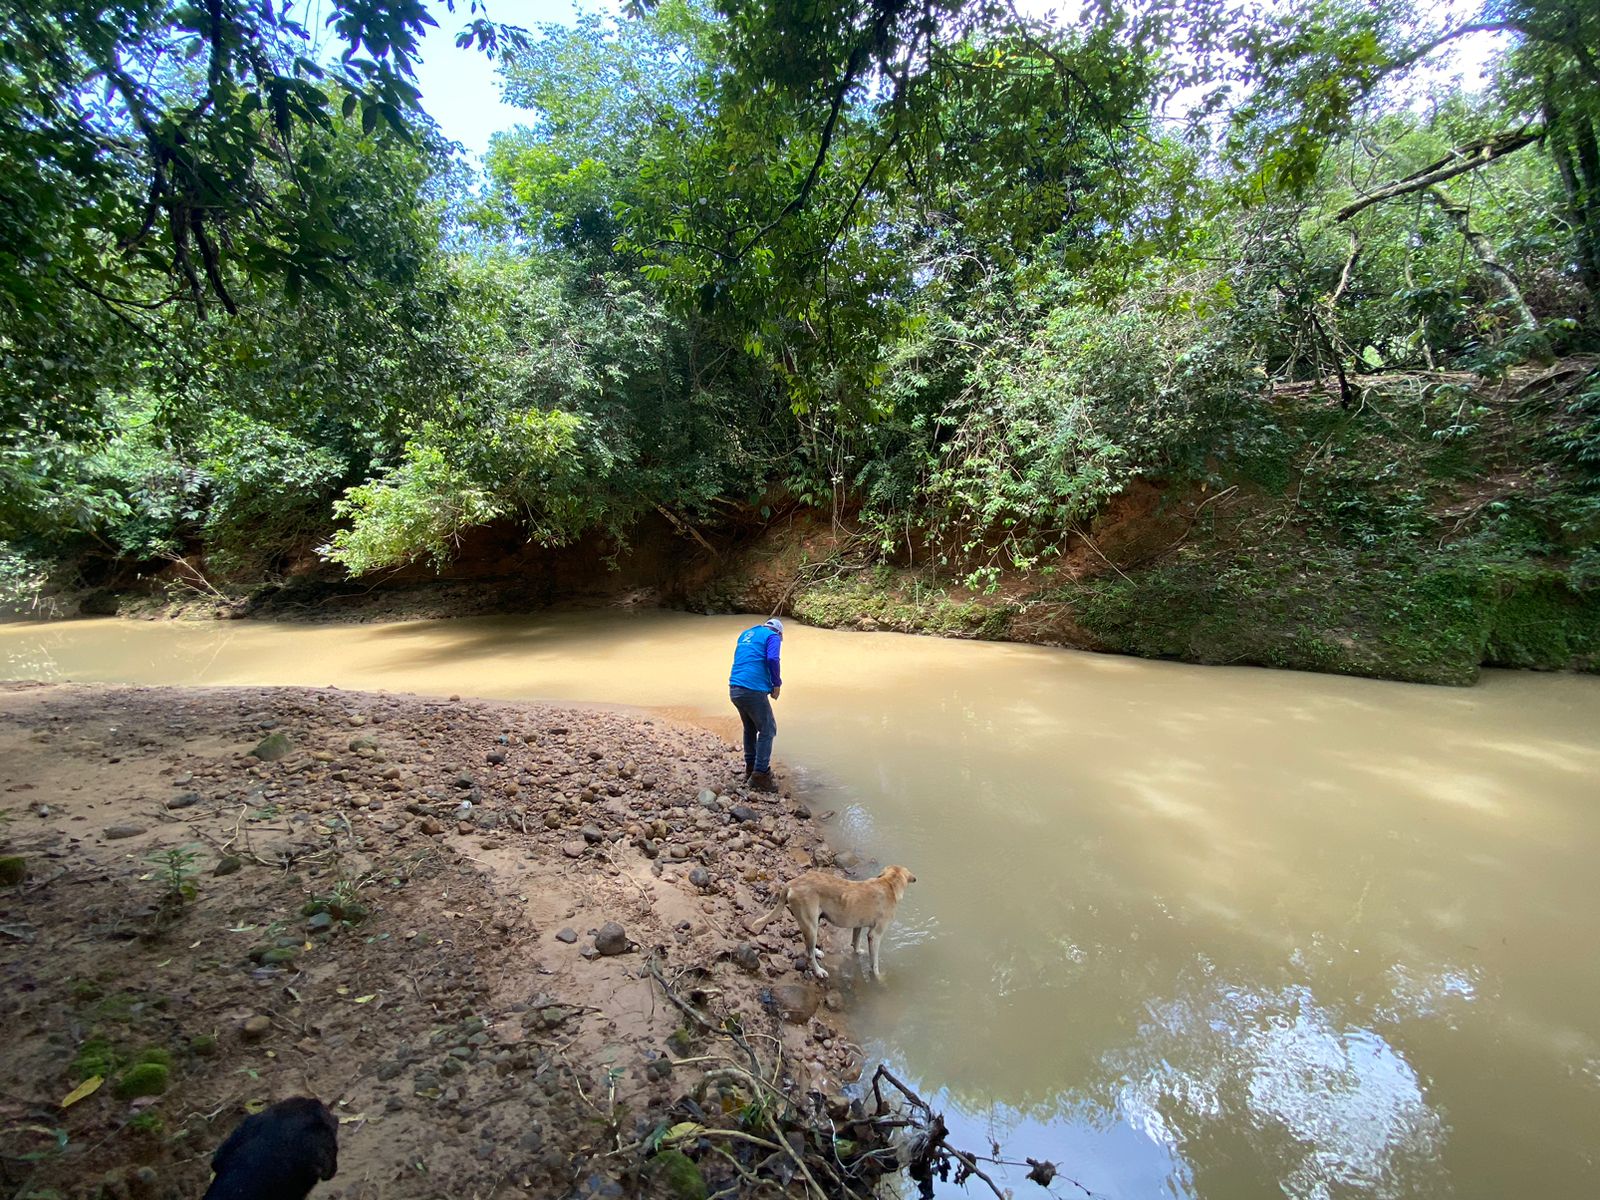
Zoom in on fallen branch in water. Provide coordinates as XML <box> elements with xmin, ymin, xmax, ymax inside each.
<box><xmin>869</xmin><ymin>1064</ymin><xmax>1102</xmax><ymax>1198</ymax></box>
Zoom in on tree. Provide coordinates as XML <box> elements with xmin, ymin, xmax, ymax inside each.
<box><xmin>0</xmin><ymin>0</ymin><xmax>519</xmax><ymax>321</ymax></box>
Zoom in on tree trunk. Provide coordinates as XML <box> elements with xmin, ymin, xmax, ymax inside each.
<box><xmin>1542</xmin><ymin>90</ymin><xmax>1600</xmax><ymax>304</ymax></box>
<box><xmin>1425</xmin><ymin>186</ymin><xmax>1540</xmax><ymax>333</ymax></box>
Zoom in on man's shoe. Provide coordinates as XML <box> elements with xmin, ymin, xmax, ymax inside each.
<box><xmin>747</xmin><ymin>770</ymin><xmax>779</xmax><ymax>794</ymax></box>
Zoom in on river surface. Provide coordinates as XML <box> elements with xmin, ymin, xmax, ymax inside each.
<box><xmin>4</xmin><ymin>611</ymin><xmax>1599</xmax><ymax>1199</ymax></box>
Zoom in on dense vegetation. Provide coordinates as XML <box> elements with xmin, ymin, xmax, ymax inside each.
<box><xmin>2</xmin><ymin>0</ymin><xmax>1597</xmax><ymax>681</ymax></box>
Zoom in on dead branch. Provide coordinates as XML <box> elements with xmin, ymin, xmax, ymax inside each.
<box><xmin>1335</xmin><ymin>128</ymin><xmax>1541</xmax><ymax>223</ymax></box>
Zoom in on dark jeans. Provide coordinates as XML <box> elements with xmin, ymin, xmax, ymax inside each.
<box><xmin>729</xmin><ymin>686</ymin><xmax>777</xmax><ymax>774</ymax></box>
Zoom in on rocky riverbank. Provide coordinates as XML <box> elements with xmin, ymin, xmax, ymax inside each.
<box><xmin>0</xmin><ymin>682</ymin><xmax>900</xmax><ymax>1200</ymax></box>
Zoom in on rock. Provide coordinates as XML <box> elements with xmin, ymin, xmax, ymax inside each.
<box><xmin>453</xmin><ymin>773</ymin><xmax>476</xmax><ymax>790</ymax></box>
<box><xmin>729</xmin><ymin>805</ymin><xmax>759</xmax><ymax>823</ymax></box>
<box><xmin>696</xmin><ymin>789</ymin><xmax>719</xmax><ymax>809</ymax></box>
<box><xmin>835</xmin><ymin>850</ymin><xmax>861</xmax><ymax>870</ymax></box>
<box><xmin>555</xmin><ymin>927</ymin><xmax>578</xmax><ymax>944</ymax></box>
<box><xmin>575</xmin><ymin>1171</ymin><xmax>623</xmax><ymax>1200</ymax></box>
<box><xmin>688</xmin><ymin>866</ymin><xmax>711</xmax><ymax>890</ymax></box>
<box><xmin>581</xmin><ymin>824</ymin><xmax>605</xmax><ymax>844</ymax></box>
<box><xmin>260</xmin><ymin>947</ymin><xmax>297</xmax><ymax>966</ymax></box>
<box><xmin>105</xmin><ymin>824</ymin><xmax>146</xmax><ymax>840</ymax></box>
<box><xmin>240</xmin><ymin>1015</ymin><xmax>273</xmax><ymax>1041</ymax></box>
<box><xmin>487</xmin><ymin>751</ymin><xmax>506</xmax><ymax>765</ymax></box>
<box><xmin>165</xmin><ymin>792</ymin><xmax>201</xmax><ymax>810</ymax></box>
<box><xmin>636</xmin><ymin>836</ymin><xmax>659</xmax><ymax>859</ymax></box>
<box><xmin>731</xmin><ymin>942</ymin><xmax>761</xmax><ymax>973</ymax></box>
<box><xmin>349</xmin><ymin>736</ymin><xmax>378</xmax><ymax>752</ymax></box>
<box><xmin>518</xmin><ymin>1128</ymin><xmax>544</xmax><ymax>1153</ymax></box>
<box><xmin>250</xmin><ymin>731</ymin><xmax>292</xmax><ymax>761</ymax></box>
<box><xmin>189</xmin><ymin>1034</ymin><xmax>219</xmax><ymax>1057</ymax></box>
<box><xmin>593</xmin><ymin>922</ymin><xmax>632</xmax><ymax>956</ymax></box>
<box><xmin>306</xmin><ymin>912</ymin><xmax>335</xmax><ymax>934</ymax></box>
<box><xmin>0</xmin><ymin>856</ymin><xmax>26</xmax><ymax>886</ymax></box>
<box><xmin>766</xmin><ymin>982</ymin><xmax>822</xmax><ymax>1024</ymax></box>
<box><xmin>561</xmin><ymin>840</ymin><xmax>587</xmax><ymax>859</ymax></box>
<box><xmin>419</xmin><ymin>817</ymin><xmax>444</xmax><ymax>835</ymax></box>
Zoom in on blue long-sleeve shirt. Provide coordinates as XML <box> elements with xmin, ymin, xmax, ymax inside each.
<box><xmin>729</xmin><ymin>625</ymin><xmax>782</xmax><ymax>692</ymax></box>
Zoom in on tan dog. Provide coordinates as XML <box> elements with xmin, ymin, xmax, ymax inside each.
<box><xmin>749</xmin><ymin>865</ymin><xmax>916</xmax><ymax>980</ymax></box>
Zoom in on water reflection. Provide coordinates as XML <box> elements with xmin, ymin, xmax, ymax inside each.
<box><xmin>1116</xmin><ymin>978</ymin><xmax>1447</xmax><ymax>1199</ymax></box>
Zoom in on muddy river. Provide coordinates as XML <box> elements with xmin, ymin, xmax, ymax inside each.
<box><xmin>3</xmin><ymin>611</ymin><xmax>1598</xmax><ymax>1199</ymax></box>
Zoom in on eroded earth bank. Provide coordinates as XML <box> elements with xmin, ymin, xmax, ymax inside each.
<box><xmin>0</xmin><ymin>682</ymin><xmax>901</xmax><ymax>1200</ymax></box>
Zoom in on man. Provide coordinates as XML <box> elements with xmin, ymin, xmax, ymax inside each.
<box><xmin>728</xmin><ymin>616</ymin><xmax>784</xmax><ymax>792</ymax></box>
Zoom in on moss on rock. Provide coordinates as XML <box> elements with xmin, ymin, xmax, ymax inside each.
<box><xmin>650</xmin><ymin>1150</ymin><xmax>708</xmax><ymax>1200</ymax></box>
<box><xmin>113</xmin><ymin>1062</ymin><xmax>169</xmax><ymax>1099</ymax></box>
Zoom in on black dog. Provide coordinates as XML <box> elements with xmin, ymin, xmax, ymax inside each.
<box><xmin>202</xmin><ymin>1097</ymin><xmax>338</xmax><ymax>1200</ymax></box>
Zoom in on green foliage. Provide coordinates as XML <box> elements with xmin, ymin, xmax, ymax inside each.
<box><xmin>146</xmin><ymin>845</ymin><xmax>201</xmax><ymax>905</ymax></box>
<box><xmin>71</xmin><ymin>1037</ymin><xmax>119</xmax><ymax>1083</ymax></box>
<box><xmin>1</xmin><ymin>0</ymin><xmax>1597</xmax><ymax>693</ymax></box>
<box><xmin>0</xmin><ymin>0</ymin><xmax>517</xmax><ymax>318</ymax></box>
<box><xmin>128</xmin><ymin>1112</ymin><xmax>165</xmax><ymax>1137</ymax></box>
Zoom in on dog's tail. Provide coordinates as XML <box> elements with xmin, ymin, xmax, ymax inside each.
<box><xmin>747</xmin><ymin>884</ymin><xmax>790</xmax><ymax>934</ymax></box>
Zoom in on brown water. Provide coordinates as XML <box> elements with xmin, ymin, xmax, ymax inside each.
<box><xmin>4</xmin><ymin>611</ymin><xmax>1599</xmax><ymax>1199</ymax></box>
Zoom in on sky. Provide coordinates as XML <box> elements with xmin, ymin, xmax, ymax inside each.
<box><xmin>410</xmin><ymin>0</ymin><xmax>599</xmax><ymax>162</ymax></box>
<box><xmin>403</xmin><ymin>0</ymin><xmax>1510</xmax><ymax>165</ymax></box>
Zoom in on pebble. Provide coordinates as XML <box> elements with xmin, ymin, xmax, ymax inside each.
<box><xmin>241</xmin><ymin>1015</ymin><xmax>273</xmax><ymax>1040</ymax></box>
<box><xmin>105</xmin><ymin>824</ymin><xmax>146</xmax><ymax>839</ymax></box>
<box><xmin>555</xmin><ymin>928</ymin><xmax>578</xmax><ymax>944</ymax></box>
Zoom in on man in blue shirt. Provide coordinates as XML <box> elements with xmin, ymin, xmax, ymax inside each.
<box><xmin>728</xmin><ymin>617</ymin><xmax>784</xmax><ymax>792</ymax></box>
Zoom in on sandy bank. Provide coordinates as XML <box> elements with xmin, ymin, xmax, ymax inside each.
<box><xmin>0</xmin><ymin>682</ymin><xmax>897</xmax><ymax>1200</ymax></box>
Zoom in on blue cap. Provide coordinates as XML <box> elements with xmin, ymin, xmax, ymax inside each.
<box><xmin>765</xmin><ymin>618</ymin><xmax>784</xmax><ymax>633</ymax></box>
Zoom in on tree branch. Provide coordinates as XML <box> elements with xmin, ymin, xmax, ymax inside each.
<box><xmin>1335</xmin><ymin>128</ymin><xmax>1541</xmax><ymax>222</ymax></box>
